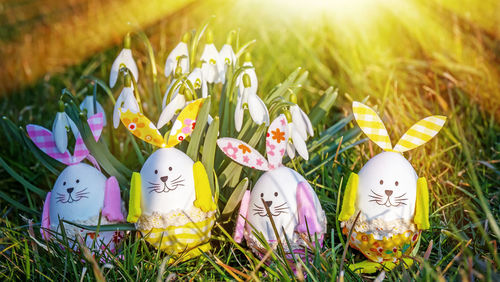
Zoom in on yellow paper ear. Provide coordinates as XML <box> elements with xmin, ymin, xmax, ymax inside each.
<box><xmin>119</xmin><ymin>109</ymin><xmax>166</xmax><ymax>147</ymax></box>
<box><xmin>393</xmin><ymin>116</ymin><xmax>446</xmax><ymax>153</ymax></box>
<box><xmin>414</xmin><ymin>177</ymin><xmax>430</xmax><ymax>230</ymax></box>
<box><xmin>352</xmin><ymin>102</ymin><xmax>392</xmax><ymax>151</ymax></box>
<box><xmin>166</xmin><ymin>98</ymin><xmax>204</xmax><ymax>147</ymax></box>
<box><xmin>192</xmin><ymin>161</ymin><xmax>217</xmax><ymax>212</ymax></box>
<box><xmin>339</xmin><ymin>172</ymin><xmax>359</xmax><ymax>221</ymax></box>
<box><xmin>127</xmin><ymin>172</ymin><xmax>142</xmax><ymax>223</ymax></box>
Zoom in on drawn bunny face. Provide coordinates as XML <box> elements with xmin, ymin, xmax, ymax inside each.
<box><xmin>139</xmin><ymin>148</ymin><xmax>196</xmax><ymax>215</ymax></box>
<box><xmin>218</xmin><ymin>115</ymin><xmax>326</xmax><ymax>246</ymax></box>
<box><xmin>50</xmin><ymin>163</ymin><xmax>107</xmax><ymax>224</ymax></box>
<box><xmin>357</xmin><ymin>151</ymin><xmax>418</xmax><ymax>222</ymax></box>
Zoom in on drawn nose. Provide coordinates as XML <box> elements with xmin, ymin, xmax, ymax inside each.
<box><xmin>67</xmin><ymin>188</ymin><xmax>74</xmax><ymax>194</ymax></box>
<box><xmin>385</xmin><ymin>190</ymin><xmax>393</xmax><ymax>196</ymax></box>
<box><xmin>265</xmin><ymin>201</ymin><xmax>273</xmax><ymax>207</ymax></box>
<box><xmin>160</xmin><ymin>176</ymin><xmax>169</xmax><ymax>183</ymax></box>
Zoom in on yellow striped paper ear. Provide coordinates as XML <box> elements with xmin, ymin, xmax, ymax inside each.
<box><xmin>352</xmin><ymin>102</ymin><xmax>392</xmax><ymax>151</ymax></box>
<box><xmin>393</xmin><ymin>115</ymin><xmax>446</xmax><ymax>153</ymax></box>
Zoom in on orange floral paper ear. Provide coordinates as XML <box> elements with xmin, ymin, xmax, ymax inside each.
<box><xmin>119</xmin><ymin>109</ymin><xmax>166</xmax><ymax>147</ymax></box>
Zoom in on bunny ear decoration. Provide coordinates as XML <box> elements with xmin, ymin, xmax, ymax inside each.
<box><xmin>266</xmin><ymin>114</ymin><xmax>288</xmax><ymax>169</ymax></box>
<box><xmin>119</xmin><ymin>109</ymin><xmax>166</xmax><ymax>147</ymax></box>
<box><xmin>217</xmin><ymin>138</ymin><xmax>269</xmax><ymax>171</ymax></box>
<box><xmin>27</xmin><ymin>113</ymin><xmax>104</xmax><ymax>166</ymax></box>
<box><xmin>393</xmin><ymin>115</ymin><xmax>447</xmax><ymax>153</ymax></box>
<box><xmin>166</xmin><ymin>98</ymin><xmax>204</xmax><ymax>147</ymax></box>
<box><xmin>352</xmin><ymin>102</ymin><xmax>393</xmax><ymax>151</ymax></box>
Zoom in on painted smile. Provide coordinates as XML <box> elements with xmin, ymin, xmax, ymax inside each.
<box><xmin>369</xmin><ymin>190</ymin><xmax>408</xmax><ymax>207</ymax></box>
<box><xmin>56</xmin><ymin>188</ymin><xmax>89</xmax><ymax>203</ymax></box>
<box><xmin>252</xmin><ymin>202</ymin><xmax>289</xmax><ymax>217</ymax></box>
<box><xmin>147</xmin><ymin>175</ymin><xmax>185</xmax><ymax>194</ymax></box>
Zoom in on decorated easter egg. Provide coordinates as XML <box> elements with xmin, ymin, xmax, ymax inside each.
<box><xmin>121</xmin><ymin>99</ymin><xmax>217</xmax><ymax>261</ymax></box>
<box><xmin>245</xmin><ymin>166</ymin><xmax>326</xmax><ymax>252</ymax></box>
<box><xmin>218</xmin><ymin>115</ymin><xmax>326</xmax><ymax>260</ymax></box>
<box><xmin>338</xmin><ymin>102</ymin><xmax>446</xmax><ymax>272</ymax></box>
<box><xmin>28</xmin><ymin>113</ymin><xmax>125</xmax><ymax>252</ymax></box>
<box><xmin>47</xmin><ymin>163</ymin><xmax>124</xmax><ymax>250</ymax></box>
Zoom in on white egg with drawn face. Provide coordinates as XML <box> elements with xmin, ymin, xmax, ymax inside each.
<box><xmin>50</xmin><ymin>163</ymin><xmax>107</xmax><ymax>227</ymax></box>
<box><xmin>139</xmin><ymin>148</ymin><xmax>196</xmax><ymax>216</ymax></box>
<box><xmin>246</xmin><ymin>166</ymin><xmax>323</xmax><ymax>242</ymax></box>
<box><xmin>357</xmin><ymin>151</ymin><xmax>418</xmax><ymax>222</ymax></box>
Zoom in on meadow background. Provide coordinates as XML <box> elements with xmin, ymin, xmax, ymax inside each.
<box><xmin>0</xmin><ymin>0</ymin><xmax>499</xmax><ymax>280</ymax></box>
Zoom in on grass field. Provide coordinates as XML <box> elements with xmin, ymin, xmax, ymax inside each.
<box><xmin>0</xmin><ymin>0</ymin><xmax>499</xmax><ymax>280</ymax></box>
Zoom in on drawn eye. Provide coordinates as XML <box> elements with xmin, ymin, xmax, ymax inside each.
<box><xmin>169</xmin><ymin>167</ymin><xmax>172</xmax><ymax>171</ymax></box>
<box><xmin>395</xmin><ymin>181</ymin><xmax>399</xmax><ymax>186</ymax></box>
<box><xmin>274</xmin><ymin>192</ymin><xmax>278</xmax><ymax>197</ymax></box>
<box><xmin>63</xmin><ymin>181</ymin><xmax>66</xmax><ymax>186</ymax></box>
<box><xmin>76</xmin><ymin>179</ymin><xmax>80</xmax><ymax>184</ymax></box>
<box><xmin>379</xmin><ymin>180</ymin><xmax>383</xmax><ymax>185</ymax></box>
<box><xmin>154</xmin><ymin>170</ymin><xmax>158</xmax><ymax>174</ymax></box>
<box><xmin>260</xmin><ymin>193</ymin><xmax>264</xmax><ymax>197</ymax></box>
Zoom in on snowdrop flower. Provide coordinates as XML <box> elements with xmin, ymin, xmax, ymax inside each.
<box><xmin>113</xmin><ymin>75</ymin><xmax>140</xmax><ymax>128</ymax></box>
<box><xmin>79</xmin><ymin>95</ymin><xmax>107</xmax><ymax>126</ymax></box>
<box><xmin>158</xmin><ymin>65</ymin><xmax>209</xmax><ymax>129</ymax></box>
<box><xmin>164</xmin><ymin>32</ymin><xmax>190</xmax><ymax>77</ymax></box>
<box><xmin>52</xmin><ymin>101</ymin><xmax>79</xmax><ymax>153</ymax></box>
<box><xmin>234</xmin><ymin>72</ymin><xmax>269</xmax><ymax>132</ymax></box>
<box><xmin>236</xmin><ymin>53</ymin><xmax>258</xmax><ymax>95</ymax></box>
<box><xmin>109</xmin><ymin>33</ymin><xmax>139</xmax><ymax>88</ymax></box>
<box><xmin>187</xmin><ymin>64</ymin><xmax>208</xmax><ymax>98</ymax></box>
<box><xmin>218</xmin><ymin>31</ymin><xmax>236</xmax><ymax>83</ymax></box>
<box><xmin>200</xmin><ymin>30</ymin><xmax>220</xmax><ymax>83</ymax></box>
<box><xmin>284</xmin><ymin>95</ymin><xmax>314</xmax><ymax>160</ymax></box>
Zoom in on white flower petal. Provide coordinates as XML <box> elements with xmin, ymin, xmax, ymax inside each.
<box><xmin>52</xmin><ymin>112</ymin><xmax>68</xmax><ymax>153</ymax></box>
<box><xmin>162</xmin><ymin>80</ymin><xmax>180</xmax><ymax>109</ymax></box>
<box><xmin>234</xmin><ymin>97</ymin><xmax>244</xmax><ymax>132</ymax></box>
<box><xmin>291</xmin><ymin>105</ymin><xmax>308</xmax><ymax>140</ymax></box>
<box><xmin>157</xmin><ymin>94</ymin><xmax>186</xmax><ymax>129</ymax></box>
<box><xmin>247</xmin><ymin>93</ymin><xmax>269</xmax><ymax>126</ymax></box>
<box><xmin>291</xmin><ymin>125</ymin><xmax>309</xmax><ymax>160</ymax></box>
<box><xmin>113</xmin><ymin>92</ymin><xmax>125</xmax><ymax>129</ymax></box>
<box><xmin>164</xmin><ymin>42</ymin><xmax>189</xmax><ymax>77</ymax></box>
<box><xmin>109</xmin><ymin>49</ymin><xmax>139</xmax><ymax>88</ymax></box>
<box><xmin>187</xmin><ymin>67</ymin><xmax>208</xmax><ymax>98</ymax></box>
<box><xmin>237</xmin><ymin>63</ymin><xmax>258</xmax><ymax>94</ymax></box>
<box><xmin>122</xmin><ymin>91</ymin><xmax>140</xmax><ymax>114</ymax></box>
<box><xmin>219</xmin><ymin>44</ymin><xmax>236</xmax><ymax>82</ymax></box>
<box><xmin>201</xmin><ymin>62</ymin><xmax>219</xmax><ymax>83</ymax></box>
<box><xmin>298</xmin><ymin>105</ymin><xmax>314</xmax><ymax>137</ymax></box>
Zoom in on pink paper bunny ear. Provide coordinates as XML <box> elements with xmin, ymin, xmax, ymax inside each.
<box><xmin>41</xmin><ymin>192</ymin><xmax>51</xmax><ymax>240</ymax></box>
<box><xmin>102</xmin><ymin>176</ymin><xmax>124</xmax><ymax>222</ymax></box>
<box><xmin>27</xmin><ymin>113</ymin><xmax>104</xmax><ymax>166</ymax></box>
<box><xmin>217</xmin><ymin>138</ymin><xmax>269</xmax><ymax>171</ymax></box>
<box><xmin>266</xmin><ymin>114</ymin><xmax>288</xmax><ymax>170</ymax></box>
<box><xmin>234</xmin><ymin>190</ymin><xmax>250</xmax><ymax>243</ymax></box>
<box><xmin>296</xmin><ymin>182</ymin><xmax>322</xmax><ymax>234</ymax></box>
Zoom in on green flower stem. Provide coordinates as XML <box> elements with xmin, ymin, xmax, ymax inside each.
<box><xmin>134</xmin><ymin>30</ymin><xmax>161</xmax><ymax>111</ymax></box>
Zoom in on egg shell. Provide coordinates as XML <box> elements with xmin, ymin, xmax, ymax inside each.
<box><xmin>49</xmin><ymin>163</ymin><xmax>123</xmax><ymax>250</ymax></box>
<box><xmin>245</xmin><ymin>166</ymin><xmax>326</xmax><ymax>249</ymax></box>
<box><xmin>139</xmin><ymin>148</ymin><xmax>196</xmax><ymax>216</ymax></box>
<box><xmin>356</xmin><ymin>151</ymin><xmax>418</xmax><ymax>222</ymax></box>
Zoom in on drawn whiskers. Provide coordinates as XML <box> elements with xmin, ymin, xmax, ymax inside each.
<box><xmin>273</xmin><ymin>202</ymin><xmax>289</xmax><ymax>215</ymax></box>
<box><xmin>75</xmin><ymin>188</ymin><xmax>89</xmax><ymax>200</ymax></box>
<box><xmin>368</xmin><ymin>190</ymin><xmax>384</xmax><ymax>204</ymax></box>
<box><xmin>56</xmin><ymin>192</ymin><xmax>66</xmax><ymax>203</ymax></box>
<box><xmin>171</xmin><ymin>175</ymin><xmax>185</xmax><ymax>188</ymax></box>
<box><xmin>147</xmin><ymin>181</ymin><xmax>162</xmax><ymax>193</ymax></box>
<box><xmin>253</xmin><ymin>203</ymin><xmax>265</xmax><ymax>216</ymax></box>
<box><xmin>393</xmin><ymin>193</ymin><xmax>408</xmax><ymax>206</ymax></box>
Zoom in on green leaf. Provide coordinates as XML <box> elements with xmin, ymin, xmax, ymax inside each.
<box><xmin>221</xmin><ymin>177</ymin><xmax>249</xmax><ymax>219</ymax></box>
<box><xmin>202</xmin><ymin>116</ymin><xmax>219</xmax><ymax>193</ymax></box>
<box><xmin>0</xmin><ymin>157</ymin><xmax>46</xmax><ymax>197</ymax></box>
<box><xmin>186</xmin><ymin>97</ymin><xmax>211</xmax><ymax>161</ymax></box>
<box><xmin>62</xmin><ymin>221</ymin><xmax>137</xmax><ymax>232</ymax></box>
<box><xmin>309</xmin><ymin>87</ymin><xmax>338</xmax><ymax>126</ymax></box>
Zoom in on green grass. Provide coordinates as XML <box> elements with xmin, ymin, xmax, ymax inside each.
<box><xmin>1</xmin><ymin>0</ymin><xmax>499</xmax><ymax>280</ymax></box>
